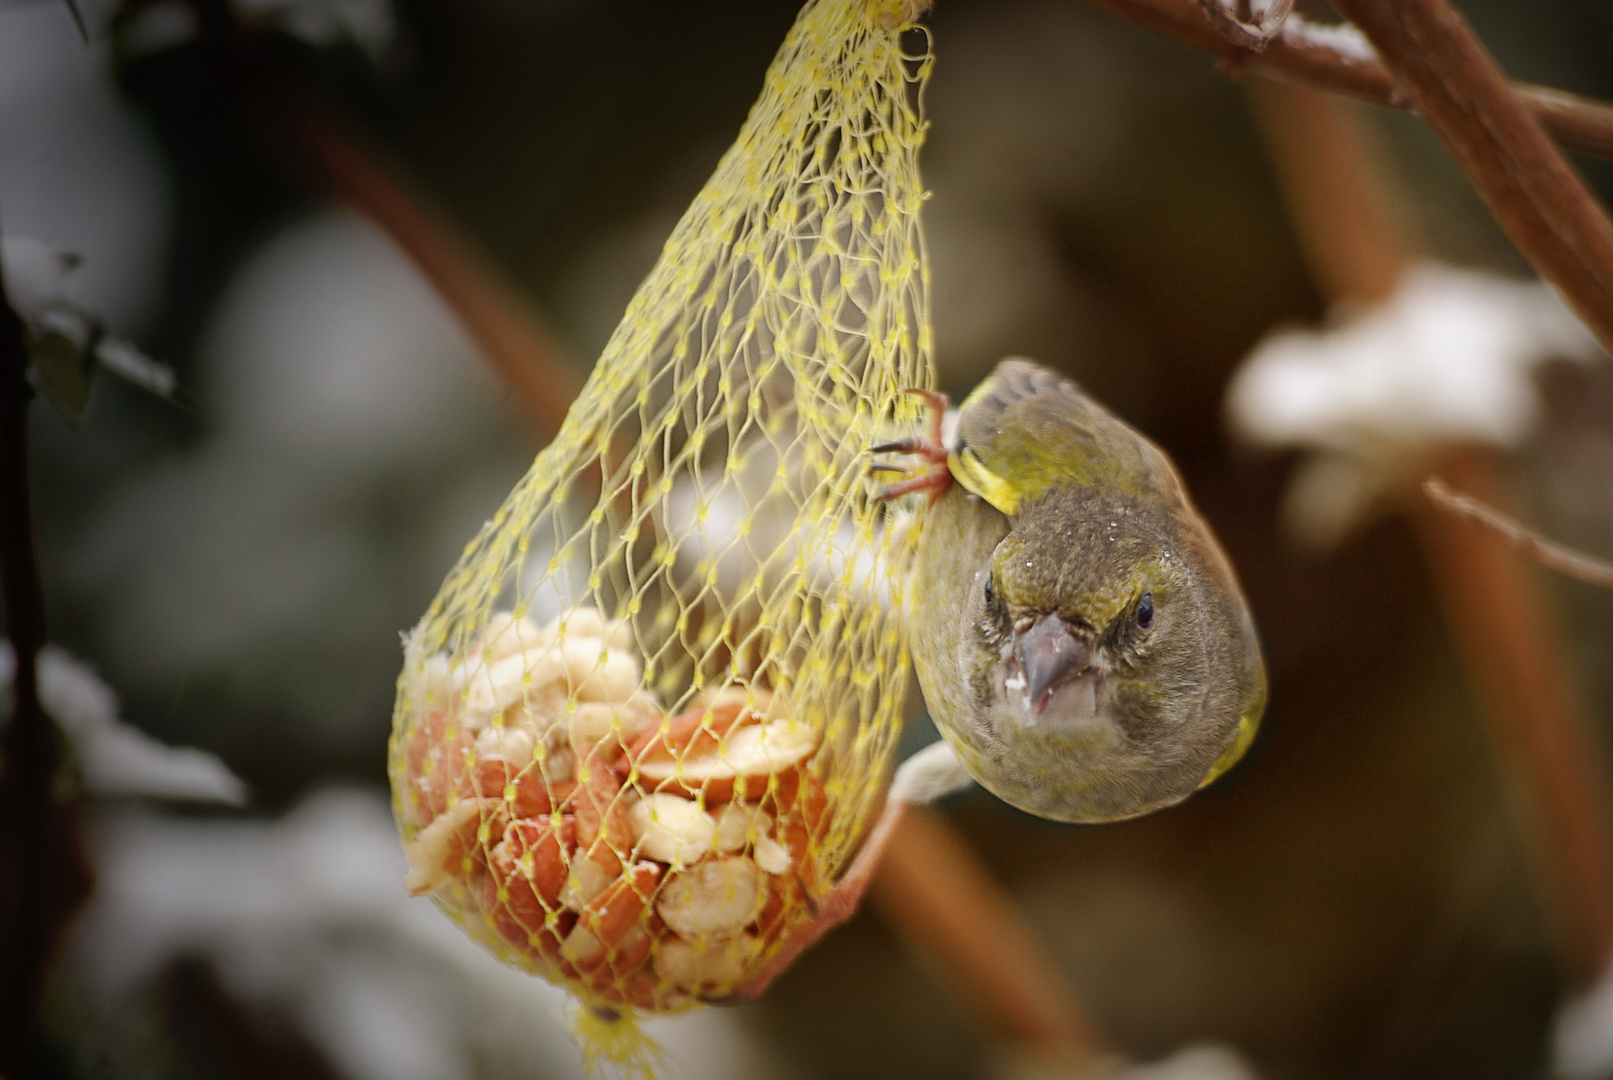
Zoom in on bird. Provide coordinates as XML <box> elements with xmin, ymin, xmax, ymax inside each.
<box><xmin>873</xmin><ymin>357</ymin><xmax>1266</xmax><ymax>823</ymax></box>
<box><xmin>734</xmin><ymin>358</ymin><xmax>1268</xmax><ymax>1001</ymax></box>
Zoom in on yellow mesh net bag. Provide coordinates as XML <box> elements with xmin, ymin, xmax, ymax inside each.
<box><xmin>388</xmin><ymin>0</ymin><xmax>933</xmax><ymax>1026</ymax></box>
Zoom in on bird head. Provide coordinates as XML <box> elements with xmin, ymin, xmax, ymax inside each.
<box><xmin>961</xmin><ymin>486</ymin><xmax>1263</xmax><ymax>821</ymax></box>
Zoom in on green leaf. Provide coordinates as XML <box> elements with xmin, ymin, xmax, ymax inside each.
<box><xmin>30</xmin><ymin>328</ymin><xmax>94</xmax><ymax>423</ymax></box>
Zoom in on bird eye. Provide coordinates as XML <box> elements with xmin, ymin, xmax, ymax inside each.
<box><xmin>1136</xmin><ymin>592</ymin><xmax>1155</xmax><ymax>630</ymax></box>
<box><xmin>984</xmin><ymin>576</ymin><xmax>995</xmax><ymax>603</ymax></box>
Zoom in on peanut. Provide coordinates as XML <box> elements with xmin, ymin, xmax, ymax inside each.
<box><xmin>656</xmin><ymin>856</ymin><xmax>765</xmax><ymax>941</ymax></box>
<box><xmin>652</xmin><ymin>933</ymin><xmax>763</xmax><ymax>994</ymax></box>
<box><xmin>404</xmin><ymin>797</ymin><xmax>503</xmax><ymax>896</ymax></box>
<box><xmin>630</xmin><ymin>793</ymin><xmax>719</xmax><ymax>865</ymax></box>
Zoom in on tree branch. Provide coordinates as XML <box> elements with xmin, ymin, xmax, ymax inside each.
<box><xmin>1192</xmin><ymin>0</ymin><xmax>1296</xmax><ymax>52</ymax></box>
<box><xmin>1071</xmin><ymin>0</ymin><xmax>1613</xmax><ymax>162</ymax></box>
<box><xmin>0</xmin><ymin>221</ymin><xmax>61</xmax><ymax>1076</ymax></box>
<box><xmin>1417</xmin><ymin>452</ymin><xmax>1613</xmax><ymax>981</ymax></box>
<box><xmin>1325</xmin><ymin>0</ymin><xmax>1613</xmax><ymax>362</ymax></box>
<box><xmin>300</xmin><ymin>124</ymin><xmax>582</xmax><ymax>438</ymax></box>
<box><xmin>1248</xmin><ymin>76</ymin><xmax>1409</xmax><ymax>304</ymax></box>
<box><xmin>1424</xmin><ymin>477</ymin><xmax>1613</xmax><ymax>590</ymax></box>
<box><xmin>869</xmin><ymin>806</ymin><xmax>1110</xmax><ymax>1065</ymax></box>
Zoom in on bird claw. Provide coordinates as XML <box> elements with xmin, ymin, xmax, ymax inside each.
<box><xmin>875</xmin><ymin>471</ymin><xmax>953</xmax><ymax>501</ymax></box>
<box><xmin>870</xmin><ymin>388</ymin><xmax>952</xmax><ymax>503</ymax></box>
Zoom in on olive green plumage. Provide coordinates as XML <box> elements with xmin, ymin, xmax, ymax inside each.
<box><xmin>908</xmin><ymin>358</ymin><xmax>1266</xmax><ymax>823</ymax></box>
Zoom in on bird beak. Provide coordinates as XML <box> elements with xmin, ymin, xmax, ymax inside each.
<box><xmin>1014</xmin><ymin>615</ymin><xmax>1092</xmax><ymax>710</ymax></box>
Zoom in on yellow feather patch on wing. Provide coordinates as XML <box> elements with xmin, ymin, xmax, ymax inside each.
<box><xmin>1198</xmin><ymin>710</ymin><xmax>1259</xmax><ymax>789</ymax></box>
<box><xmin>949</xmin><ymin>448</ymin><xmax>1022</xmax><ymax>517</ymax></box>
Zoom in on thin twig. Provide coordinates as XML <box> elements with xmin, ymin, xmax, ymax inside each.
<box><xmin>1071</xmin><ymin>0</ymin><xmax>1613</xmax><ymax>162</ymax></box>
<box><xmin>1424</xmin><ymin>477</ymin><xmax>1613</xmax><ymax>590</ymax></box>
<box><xmin>59</xmin><ymin>0</ymin><xmax>88</xmax><ymax>43</ymax></box>
<box><xmin>1326</xmin><ymin>0</ymin><xmax>1613</xmax><ymax>361</ymax></box>
<box><xmin>731</xmin><ymin>794</ymin><xmax>917</xmax><ymax>1002</ymax></box>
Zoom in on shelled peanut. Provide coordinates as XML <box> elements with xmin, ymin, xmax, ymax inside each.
<box><xmin>396</xmin><ymin>607</ymin><xmax>835</xmax><ymax>1009</ymax></box>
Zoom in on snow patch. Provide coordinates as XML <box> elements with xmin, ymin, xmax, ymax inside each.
<box><xmin>1556</xmin><ymin>959</ymin><xmax>1613</xmax><ymax>1080</ymax></box>
<box><xmin>69</xmin><ymin>788</ymin><xmax>793</xmax><ymax>1080</ymax></box>
<box><xmin>1</xmin><ymin>643</ymin><xmax>246</xmax><ymax>805</ymax></box>
<box><xmin>1280</xmin><ymin>15</ymin><xmax>1377</xmax><ymax>64</ymax></box>
<box><xmin>1225</xmin><ymin>262</ymin><xmax>1601</xmax><ymax>546</ymax></box>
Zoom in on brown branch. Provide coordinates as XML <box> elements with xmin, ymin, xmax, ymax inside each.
<box><xmin>869</xmin><ymin>806</ymin><xmax>1110</xmax><ymax>1066</ymax></box>
<box><xmin>1424</xmin><ymin>477</ymin><xmax>1613</xmax><ymax>590</ymax></box>
<box><xmin>1248</xmin><ymin>77</ymin><xmax>1409</xmax><ymax>304</ymax></box>
<box><xmin>300</xmin><ymin>125</ymin><xmax>582</xmax><ymax>439</ymax></box>
<box><xmin>1071</xmin><ymin>0</ymin><xmax>1613</xmax><ymax>162</ymax></box>
<box><xmin>730</xmin><ymin>791</ymin><xmax>919</xmax><ymax>1002</ymax></box>
<box><xmin>181</xmin><ymin>0</ymin><xmax>583</xmax><ymax>441</ymax></box>
<box><xmin>1326</xmin><ymin>0</ymin><xmax>1613</xmax><ymax>362</ymax></box>
<box><xmin>1417</xmin><ymin>452</ymin><xmax>1613</xmax><ymax>981</ymax></box>
<box><xmin>1522</xmin><ymin>85</ymin><xmax>1613</xmax><ymax>164</ymax></box>
<box><xmin>0</xmin><ymin>227</ymin><xmax>62</xmax><ymax>1075</ymax></box>
<box><xmin>742</xmin><ymin>784</ymin><xmax>1110</xmax><ymax>1059</ymax></box>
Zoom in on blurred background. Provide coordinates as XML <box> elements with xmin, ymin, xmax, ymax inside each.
<box><xmin>6</xmin><ymin>0</ymin><xmax>1613</xmax><ymax>1076</ymax></box>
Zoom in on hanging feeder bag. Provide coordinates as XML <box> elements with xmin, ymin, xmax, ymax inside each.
<box><xmin>388</xmin><ymin>0</ymin><xmax>933</xmax><ymax>1020</ymax></box>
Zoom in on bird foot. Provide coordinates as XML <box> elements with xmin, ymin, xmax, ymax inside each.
<box><xmin>870</xmin><ymin>388</ymin><xmax>952</xmax><ymax>503</ymax></box>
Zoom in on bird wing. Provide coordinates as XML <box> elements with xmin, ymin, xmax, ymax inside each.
<box><xmin>948</xmin><ymin>358</ymin><xmax>1169</xmax><ymax>517</ymax></box>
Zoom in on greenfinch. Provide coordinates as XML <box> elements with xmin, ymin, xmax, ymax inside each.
<box><xmin>876</xmin><ymin>358</ymin><xmax>1266</xmax><ymax>823</ymax></box>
